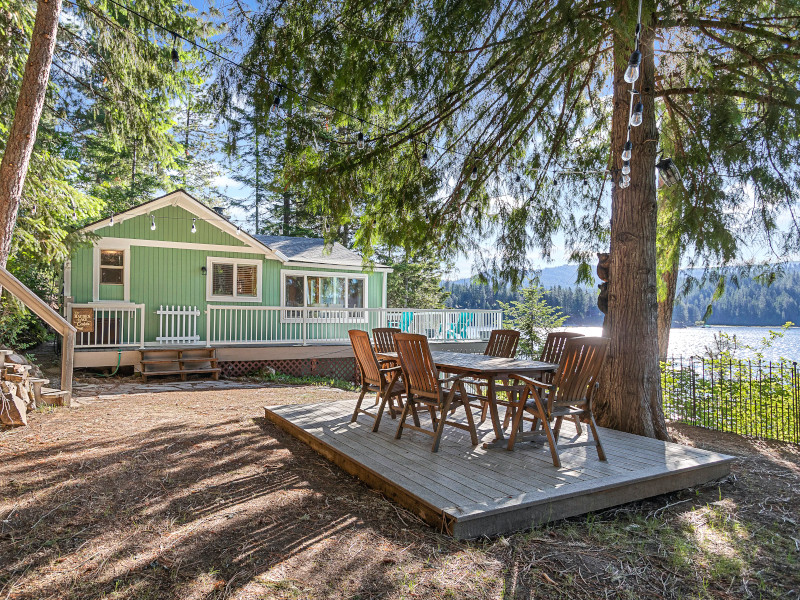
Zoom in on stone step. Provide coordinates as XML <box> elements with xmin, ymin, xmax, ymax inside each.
<box><xmin>40</xmin><ymin>388</ymin><xmax>71</xmax><ymax>407</ymax></box>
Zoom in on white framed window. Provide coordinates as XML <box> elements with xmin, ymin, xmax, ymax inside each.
<box><xmin>281</xmin><ymin>270</ymin><xmax>368</xmax><ymax>321</ymax></box>
<box><xmin>100</xmin><ymin>250</ymin><xmax>124</xmax><ymax>285</ymax></box>
<box><xmin>206</xmin><ymin>257</ymin><xmax>263</xmax><ymax>302</ymax></box>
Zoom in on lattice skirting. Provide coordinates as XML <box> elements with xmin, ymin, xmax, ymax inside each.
<box><xmin>221</xmin><ymin>358</ymin><xmax>359</xmax><ymax>382</ymax></box>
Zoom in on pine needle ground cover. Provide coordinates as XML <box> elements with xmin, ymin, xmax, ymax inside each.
<box><xmin>0</xmin><ymin>379</ymin><xmax>797</xmax><ymax>599</ymax></box>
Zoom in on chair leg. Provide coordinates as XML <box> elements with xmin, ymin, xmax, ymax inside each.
<box><xmin>372</xmin><ymin>387</ymin><xmax>390</xmax><ymax>433</ymax></box>
<box><xmin>351</xmin><ymin>385</ymin><xmax>369</xmax><ymax>423</ymax></box>
<box><xmin>586</xmin><ymin>413</ymin><xmax>607</xmax><ymax>462</ymax></box>
<box><xmin>506</xmin><ymin>392</ymin><xmax>528</xmax><ymax>451</ymax></box>
<box><xmin>553</xmin><ymin>416</ymin><xmax>563</xmax><ymax>440</ymax></box>
<box><xmin>458</xmin><ymin>383</ymin><xmax>479</xmax><ymax>445</ymax></box>
<box><xmin>480</xmin><ymin>400</ymin><xmax>489</xmax><ymax>424</ymax></box>
<box><xmin>432</xmin><ymin>393</ymin><xmax>454</xmax><ymax>452</ymax></box>
<box><xmin>532</xmin><ymin>398</ymin><xmax>561</xmax><ymax>468</ymax></box>
<box><xmin>573</xmin><ymin>415</ymin><xmax>583</xmax><ymax>435</ymax></box>
<box><xmin>395</xmin><ymin>400</ymin><xmax>412</xmax><ymax>439</ymax></box>
<box><xmin>410</xmin><ymin>402</ymin><xmax>422</xmax><ymax>427</ymax></box>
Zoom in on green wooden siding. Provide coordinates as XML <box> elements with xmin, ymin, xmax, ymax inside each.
<box><xmin>68</xmin><ymin>203</ymin><xmax>387</xmax><ymax>344</ymax></box>
<box><xmin>96</xmin><ymin>204</ymin><xmax>247</xmax><ymax>246</ymax></box>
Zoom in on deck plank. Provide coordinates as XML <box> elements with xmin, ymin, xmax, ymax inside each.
<box><xmin>264</xmin><ymin>399</ymin><xmax>733</xmax><ymax>538</ymax></box>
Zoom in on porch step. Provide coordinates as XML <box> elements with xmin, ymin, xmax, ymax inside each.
<box><xmin>139</xmin><ymin>348</ymin><xmax>220</xmax><ymax>382</ymax></box>
<box><xmin>40</xmin><ymin>387</ymin><xmax>71</xmax><ymax>406</ymax></box>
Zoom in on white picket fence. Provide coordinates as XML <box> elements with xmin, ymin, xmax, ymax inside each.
<box><xmin>156</xmin><ymin>305</ymin><xmax>201</xmax><ymax>344</ymax></box>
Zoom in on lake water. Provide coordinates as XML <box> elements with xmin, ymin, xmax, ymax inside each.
<box><xmin>567</xmin><ymin>326</ymin><xmax>800</xmax><ymax>362</ymax></box>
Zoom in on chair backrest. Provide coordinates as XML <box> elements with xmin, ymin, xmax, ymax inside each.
<box><xmin>349</xmin><ymin>329</ymin><xmax>383</xmax><ymax>386</ymax></box>
<box><xmin>539</xmin><ymin>331</ymin><xmax>585</xmax><ymax>384</ymax></box>
<box><xmin>484</xmin><ymin>329</ymin><xmax>520</xmax><ymax>358</ymax></box>
<box><xmin>548</xmin><ymin>337</ymin><xmax>609</xmax><ymax>410</ymax></box>
<box><xmin>372</xmin><ymin>328</ymin><xmax>401</xmax><ymax>353</ymax></box>
<box><xmin>539</xmin><ymin>331</ymin><xmax>585</xmax><ymax>364</ymax></box>
<box><xmin>394</xmin><ymin>332</ymin><xmax>440</xmax><ymax>400</ymax></box>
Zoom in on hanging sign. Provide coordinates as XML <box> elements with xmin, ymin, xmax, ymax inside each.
<box><xmin>72</xmin><ymin>308</ymin><xmax>94</xmax><ymax>333</ymax></box>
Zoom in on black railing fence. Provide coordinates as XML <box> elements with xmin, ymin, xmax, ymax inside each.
<box><xmin>661</xmin><ymin>356</ymin><xmax>800</xmax><ymax>444</ymax></box>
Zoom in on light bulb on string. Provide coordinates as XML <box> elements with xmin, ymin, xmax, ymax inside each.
<box><xmin>622</xmin><ymin>141</ymin><xmax>633</xmax><ymax>161</ymax></box>
<box><xmin>470</xmin><ymin>166</ymin><xmax>478</xmax><ymax>181</ymax></box>
<box><xmin>150</xmin><ymin>215</ymin><xmax>156</xmax><ymax>231</ymax></box>
<box><xmin>630</xmin><ymin>102</ymin><xmax>644</xmax><ymax>127</ymax></box>
<box><xmin>357</xmin><ymin>131</ymin><xmax>365</xmax><ymax>150</ymax></box>
<box><xmin>622</xmin><ymin>161</ymin><xmax>631</xmax><ymax>175</ymax></box>
<box><xmin>624</xmin><ymin>50</ymin><xmax>641</xmax><ymax>84</ymax></box>
<box><xmin>421</xmin><ymin>148</ymin><xmax>429</xmax><ymax>163</ymax></box>
<box><xmin>271</xmin><ymin>92</ymin><xmax>280</xmax><ymax>115</ymax></box>
<box><xmin>619</xmin><ymin>175</ymin><xmax>631</xmax><ymax>189</ymax></box>
<box><xmin>109</xmin><ymin>213</ymin><xmax>114</xmax><ymax>226</ymax></box>
<box><xmin>191</xmin><ymin>218</ymin><xmax>197</xmax><ymax>234</ymax></box>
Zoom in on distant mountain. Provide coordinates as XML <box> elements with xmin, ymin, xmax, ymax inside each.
<box><xmin>445</xmin><ymin>263</ymin><xmax>600</xmax><ymax>289</ymax></box>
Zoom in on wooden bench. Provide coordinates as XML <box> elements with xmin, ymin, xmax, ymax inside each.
<box><xmin>139</xmin><ymin>348</ymin><xmax>221</xmax><ymax>382</ymax></box>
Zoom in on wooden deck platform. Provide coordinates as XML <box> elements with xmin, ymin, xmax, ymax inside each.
<box><xmin>264</xmin><ymin>400</ymin><xmax>733</xmax><ymax>539</ymax></box>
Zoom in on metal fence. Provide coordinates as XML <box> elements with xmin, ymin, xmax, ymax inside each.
<box><xmin>661</xmin><ymin>356</ymin><xmax>800</xmax><ymax>444</ymax></box>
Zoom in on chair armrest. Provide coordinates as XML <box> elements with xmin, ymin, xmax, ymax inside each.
<box><xmin>440</xmin><ymin>374</ymin><xmax>467</xmax><ymax>384</ymax></box>
<box><xmin>508</xmin><ymin>373</ymin><xmax>552</xmax><ymax>390</ymax></box>
<box><xmin>379</xmin><ymin>365</ymin><xmax>403</xmax><ymax>375</ymax></box>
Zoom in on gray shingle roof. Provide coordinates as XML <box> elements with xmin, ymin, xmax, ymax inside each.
<box><xmin>254</xmin><ymin>235</ymin><xmax>388</xmax><ymax>269</ymax></box>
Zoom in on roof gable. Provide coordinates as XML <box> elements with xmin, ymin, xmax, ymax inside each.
<box><xmin>254</xmin><ymin>235</ymin><xmax>390</xmax><ymax>270</ymax></box>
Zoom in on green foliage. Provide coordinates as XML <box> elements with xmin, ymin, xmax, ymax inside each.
<box><xmin>0</xmin><ymin>296</ymin><xmax>49</xmax><ymax>350</ymax></box>
<box><xmin>661</xmin><ymin>324</ymin><xmax>799</xmax><ymax>443</ymax></box>
<box><xmin>215</xmin><ymin>0</ymin><xmax>800</xmax><ymax>285</ymax></box>
<box><xmin>499</xmin><ymin>286</ymin><xmax>567</xmax><ymax>358</ymax></box>
<box><xmin>380</xmin><ymin>249</ymin><xmax>450</xmax><ymax>309</ymax></box>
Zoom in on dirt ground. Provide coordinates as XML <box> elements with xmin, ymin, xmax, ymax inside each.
<box><xmin>1</xmin><ymin>376</ymin><xmax>798</xmax><ymax>600</ymax></box>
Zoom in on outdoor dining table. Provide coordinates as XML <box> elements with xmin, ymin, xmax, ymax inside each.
<box><xmin>377</xmin><ymin>350</ymin><xmax>558</xmax><ymax>448</ymax></box>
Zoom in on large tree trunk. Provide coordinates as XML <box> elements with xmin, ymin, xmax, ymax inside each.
<box><xmin>594</xmin><ymin>11</ymin><xmax>670</xmax><ymax>441</ymax></box>
<box><xmin>657</xmin><ymin>247</ymin><xmax>680</xmax><ymax>360</ymax></box>
<box><xmin>0</xmin><ymin>0</ymin><xmax>62</xmax><ymax>267</ymax></box>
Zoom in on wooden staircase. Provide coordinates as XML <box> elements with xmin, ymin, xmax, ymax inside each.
<box><xmin>139</xmin><ymin>348</ymin><xmax>221</xmax><ymax>382</ymax></box>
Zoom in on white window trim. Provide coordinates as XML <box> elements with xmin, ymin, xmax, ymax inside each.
<box><xmin>92</xmin><ymin>246</ymin><xmax>130</xmax><ymax>302</ymax></box>
<box><xmin>206</xmin><ymin>256</ymin><xmax>263</xmax><ymax>303</ymax></box>
<box><xmin>281</xmin><ymin>269</ymin><xmax>369</xmax><ymax>322</ymax></box>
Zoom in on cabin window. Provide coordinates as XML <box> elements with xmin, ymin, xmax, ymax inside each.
<box><xmin>282</xmin><ymin>271</ymin><xmax>367</xmax><ymax>310</ymax></box>
<box><xmin>206</xmin><ymin>257</ymin><xmax>262</xmax><ymax>302</ymax></box>
<box><xmin>100</xmin><ymin>250</ymin><xmax>124</xmax><ymax>285</ymax></box>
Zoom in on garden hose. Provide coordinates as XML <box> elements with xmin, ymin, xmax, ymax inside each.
<box><xmin>97</xmin><ymin>350</ymin><xmax>122</xmax><ymax>377</ymax></box>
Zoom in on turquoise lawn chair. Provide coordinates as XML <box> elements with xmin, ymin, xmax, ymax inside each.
<box><xmin>447</xmin><ymin>311</ymin><xmax>474</xmax><ymax>340</ymax></box>
<box><xmin>399</xmin><ymin>311</ymin><xmax>414</xmax><ymax>333</ymax></box>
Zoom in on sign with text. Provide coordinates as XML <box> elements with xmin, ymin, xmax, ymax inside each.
<box><xmin>71</xmin><ymin>307</ymin><xmax>94</xmax><ymax>333</ymax></box>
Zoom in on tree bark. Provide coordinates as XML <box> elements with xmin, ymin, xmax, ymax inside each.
<box><xmin>657</xmin><ymin>247</ymin><xmax>680</xmax><ymax>360</ymax></box>
<box><xmin>594</xmin><ymin>9</ymin><xmax>670</xmax><ymax>441</ymax></box>
<box><xmin>0</xmin><ymin>0</ymin><xmax>62</xmax><ymax>267</ymax></box>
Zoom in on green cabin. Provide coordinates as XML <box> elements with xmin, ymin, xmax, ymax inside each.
<box><xmin>65</xmin><ymin>190</ymin><xmax>392</xmax><ymax>351</ymax></box>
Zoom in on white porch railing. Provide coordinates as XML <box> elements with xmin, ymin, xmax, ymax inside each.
<box><xmin>206</xmin><ymin>306</ymin><xmax>502</xmax><ymax>346</ymax></box>
<box><xmin>68</xmin><ymin>303</ymin><xmax>145</xmax><ymax>348</ymax></box>
<box><xmin>156</xmin><ymin>305</ymin><xmax>201</xmax><ymax>344</ymax></box>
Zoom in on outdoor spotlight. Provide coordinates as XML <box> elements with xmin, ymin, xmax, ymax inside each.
<box><xmin>624</xmin><ymin>50</ymin><xmax>641</xmax><ymax>84</ymax></box>
<box><xmin>656</xmin><ymin>157</ymin><xmax>682</xmax><ymax>187</ymax></box>
<box><xmin>630</xmin><ymin>102</ymin><xmax>644</xmax><ymax>127</ymax></box>
<box><xmin>201</xmin><ymin>266</ymin><xmax>207</xmax><ymax>276</ymax></box>
<box><xmin>622</xmin><ymin>141</ymin><xmax>633</xmax><ymax>161</ymax></box>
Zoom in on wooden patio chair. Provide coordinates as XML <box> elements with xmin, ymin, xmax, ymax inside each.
<box><xmin>503</xmin><ymin>331</ymin><xmax>585</xmax><ymax>431</ymax></box>
<box><xmin>372</xmin><ymin>327</ymin><xmax>401</xmax><ymax>353</ymax></box>
<box><xmin>394</xmin><ymin>333</ymin><xmax>479</xmax><ymax>452</ymax></box>
<box><xmin>458</xmin><ymin>329</ymin><xmax>520</xmax><ymax>422</ymax></box>
<box><xmin>349</xmin><ymin>330</ymin><xmax>405</xmax><ymax>432</ymax></box>
<box><xmin>505</xmin><ymin>336</ymin><xmax>609</xmax><ymax>467</ymax></box>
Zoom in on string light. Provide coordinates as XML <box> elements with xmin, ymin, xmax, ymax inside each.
<box><xmin>621</xmin><ymin>161</ymin><xmax>631</xmax><ymax>175</ymax></box>
<box><xmin>470</xmin><ymin>166</ymin><xmax>478</xmax><ymax>181</ymax></box>
<box><xmin>357</xmin><ymin>131</ymin><xmax>365</xmax><ymax>149</ymax></box>
<box><xmin>271</xmin><ymin>90</ymin><xmax>281</xmax><ymax>115</ymax></box>
<box><xmin>191</xmin><ymin>218</ymin><xmax>197</xmax><ymax>233</ymax></box>
<box><xmin>619</xmin><ymin>175</ymin><xmax>630</xmax><ymax>189</ymax></box>
<box><xmin>630</xmin><ymin>102</ymin><xmax>644</xmax><ymax>127</ymax></box>
<box><xmin>421</xmin><ymin>148</ymin><xmax>429</xmax><ymax>163</ymax></box>
<box><xmin>622</xmin><ymin>141</ymin><xmax>633</xmax><ymax>162</ymax></box>
<box><xmin>150</xmin><ymin>215</ymin><xmax>156</xmax><ymax>230</ymax></box>
<box><xmin>109</xmin><ymin>212</ymin><xmax>114</xmax><ymax>226</ymax></box>
<box><xmin>624</xmin><ymin>48</ymin><xmax>641</xmax><ymax>84</ymax></box>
